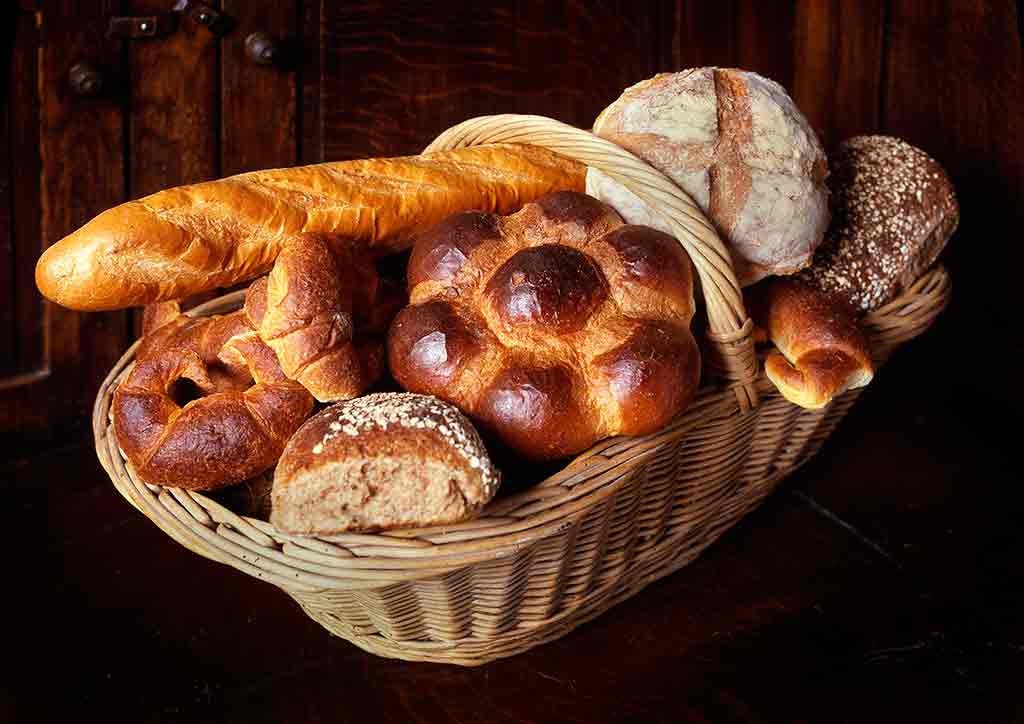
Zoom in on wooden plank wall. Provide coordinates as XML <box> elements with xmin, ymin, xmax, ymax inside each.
<box><xmin>0</xmin><ymin>0</ymin><xmax>302</xmax><ymax>450</ymax></box>
<box><xmin>1</xmin><ymin>0</ymin><xmax>1021</xmax><ymax>453</ymax></box>
<box><xmin>313</xmin><ymin>1</ymin><xmax>675</xmax><ymax>160</ymax></box>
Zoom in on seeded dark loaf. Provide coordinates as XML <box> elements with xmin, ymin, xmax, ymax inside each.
<box><xmin>272</xmin><ymin>393</ymin><xmax>500</xmax><ymax>535</ymax></box>
<box><xmin>799</xmin><ymin>135</ymin><xmax>958</xmax><ymax>312</ymax></box>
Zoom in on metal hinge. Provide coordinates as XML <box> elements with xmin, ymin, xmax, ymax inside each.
<box><xmin>106</xmin><ymin>14</ymin><xmax>176</xmax><ymax>39</ymax></box>
<box><xmin>106</xmin><ymin>2</ymin><xmax>234</xmax><ymax>40</ymax></box>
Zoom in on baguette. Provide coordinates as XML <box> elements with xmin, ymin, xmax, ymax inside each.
<box><xmin>36</xmin><ymin>144</ymin><xmax>584</xmax><ymax>311</ymax></box>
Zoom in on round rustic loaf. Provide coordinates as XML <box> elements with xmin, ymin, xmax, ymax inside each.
<box><xmin>589</xmin><ymin>67</ymin><xmax>829</xmax><ymax>286</ymax></box>
<box><xmin>388</xmin><ymin>191</ymin><xmax>701</xmax><ymax>461</ymax></box>
<box><xmin>271</xmin><ymin>393</ymin><xmax>500</xmax><ymax>535</ymax></box>
<box><xmin>797</xmin><ymin>135</ymin><xmax>958</xmax><ymax>312</ymax></box>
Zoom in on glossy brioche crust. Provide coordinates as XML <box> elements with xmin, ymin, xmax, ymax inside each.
<box><xmin>389</xmin><ymin>191</ymin><xmax>701</xmax><ymax>461</ymax></box>
<box><xmin>36</xmin><ymin>144</ymin><xmax>585</xmax><ymax>311</ymax></box>
<box><xmin>748</xmin><ymin>277</ymin><xmax>874</xmax><ymax>409</ymax></box>
<box><xmin>112</xmin><ymin>309</ymin><xmax>314</xmax><ymax>491</ymax></box>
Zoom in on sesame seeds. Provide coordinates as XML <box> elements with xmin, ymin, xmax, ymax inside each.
<box><xmin>309</xmin><ymin>392</ymin><xmax>499</xmax><ymax>498</ymax></box>
<box><xmin>800</xmin><ymin>135</ymin><xmax>957</xmax><ymax>312</ymax></box>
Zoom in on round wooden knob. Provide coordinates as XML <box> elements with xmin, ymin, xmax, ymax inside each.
<box><xmin>245</xmin><ymin>32</ymin><xmax>280</xmax><ymax>66</ymax></box>
<box><xmin>69</xmin><ymin>62</ymin><xmax>103</xmax><ymax>97</ymax></box>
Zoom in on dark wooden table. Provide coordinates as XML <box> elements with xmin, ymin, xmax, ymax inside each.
<box><xmin>17</xmin><ymin>309</ymin><xmax>1023</xmax><ymax>723</ymax></box>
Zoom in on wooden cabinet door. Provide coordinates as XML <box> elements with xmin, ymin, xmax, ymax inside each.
<box><xmin>1</xmin><ymin>1</ymin><xmax>130</xmax><ymax>452</ymax></box>
<box><xmin>1</xmin><ymin>0</ymin><xmax>300</xmax><ymax>454</ymax></box>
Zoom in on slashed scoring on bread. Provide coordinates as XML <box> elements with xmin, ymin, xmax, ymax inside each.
<box><xmin>589</xmin><ymin>67</ymin><xmax>830</xmax><ymax>286</ymax></box>
<box><xmin>35</xmin><ymin>144</ymin><xmax>585</xmax><ymax>311</ymax></box>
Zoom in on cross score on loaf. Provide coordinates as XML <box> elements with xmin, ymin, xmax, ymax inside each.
<box><xmin>387</xmin><ymin>191</ymin><xmax>701</xmax><ymax>461</ymax></box>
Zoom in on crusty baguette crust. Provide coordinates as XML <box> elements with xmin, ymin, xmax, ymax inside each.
<box><xmin>36</xmin><ymin>144</ymin><xmax>585</xmax><ymax>311</ymax></box>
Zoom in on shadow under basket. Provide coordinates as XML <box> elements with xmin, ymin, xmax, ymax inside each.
<box><xmin>92</xmin><ymin>116</ymin><xmax>952</xmax><ymax>666</ymax></box>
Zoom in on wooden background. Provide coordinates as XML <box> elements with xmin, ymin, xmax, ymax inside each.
<box><xmin>6</xmin><ymin>3</ymin><xmax>1023</xmax><ymax>721</ymax></box>
<box><xmin>1</xmin><ymin>0</ymin><xmax>1021</xmax><ymax>451</ymax></box>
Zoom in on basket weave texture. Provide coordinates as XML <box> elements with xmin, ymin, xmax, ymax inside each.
<box><xmin>92</xmin><ymin>116</ymin><xmax>951</xmax><ymax>666</ymax></box>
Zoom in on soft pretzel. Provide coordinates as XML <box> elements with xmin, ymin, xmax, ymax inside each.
<box><xmin>388</xmin><ymin>191</ymin><xmax>701</xmax><ymax>461</ymax></box>
<box><xmin>243</xmin><ymin>234</ymin><xmax>404</xmax><ymax>403</ymax></box>
<box><xmin>112</xmin><ymin>309</ymin><xmax>314</xmax><ymax>490</ymax></box>
<box><xmin>748</xmin><ymin>278</ymin><xmax>873</xmax><ymax>409</ymax></box>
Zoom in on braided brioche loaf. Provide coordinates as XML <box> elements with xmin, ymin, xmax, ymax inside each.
<box><xmin>388</xmin><ymin>191</ymin><xmax>701</xmax><ymax>461</ymax></box>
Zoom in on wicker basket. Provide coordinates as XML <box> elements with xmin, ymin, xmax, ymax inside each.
<box><xmin>92</xmin><ymin>116</ymin><xmax>952</xmax><ymax>666</ymax></box>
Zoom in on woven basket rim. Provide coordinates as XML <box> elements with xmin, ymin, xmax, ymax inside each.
<box><xmin>93</xmin><ymin>263</ymin><xmax>951</xmax><ymax>589</ymax></box>
<box><xmin>91</xmin><ymin>117</ymin><xmax>953</xmax><ymax>589</ymax></box>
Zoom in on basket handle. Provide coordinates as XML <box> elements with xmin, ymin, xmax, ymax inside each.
<box><xmin>425</xmin><ymin>114</ymin><xmax>760</xmax><ymax>411</ymax></box>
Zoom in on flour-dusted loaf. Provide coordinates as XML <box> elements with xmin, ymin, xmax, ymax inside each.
<box><xmin>589</xmin><ymin>68</ymin><xmax>830</xmax><ymax>286</ymax></box>
<box><xmin>36</xmin><ymin>144</ymin><xmax>584</xmax><ymax>311</ymax></box>
<box><xmin>272</xmin><ymin>393</ymin><xmax>500</xmax><ymax>535</ymax></box>
<box><xmin>798</xmin><ymin>135</ymin><xmax>958</xmax><ymax>312</ymax></box>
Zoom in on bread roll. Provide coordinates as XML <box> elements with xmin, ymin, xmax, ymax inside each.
<box><xmin>112</xmin><ymin>309</ymin><xmax>314</xmax><ymax>491</ymax></box>
<box><xmin>588</xmin><ymin>68</ymin><xmax>829</xmax><ymax>286</ymax></box>
<box><xmin>36</xmin><ymin>144</ymin><xmax>584</xmax><ymax>311</ymax></box>
<box><xmin>748</xmin><ymin>278</ymin><xmax>873</xmax><ymax>409</ymax></box>
<box><xmin>272</xmin><ymin>393</ymin><xmax>500</xmax><ymax>535</ymax></box>
<box><xmin>243</xmin><ymin>234</ymin><xmax>400</xmax><ymax>402</ymax></box>
<box><xmin>798</xmin><ymin>135</ymin><xmax>958</xmax><ymax>312</ymax></box>
<box><xmin>388</xmin><ymin>191</ymin><xmax>700</xmax><ymax>461</ymax></box>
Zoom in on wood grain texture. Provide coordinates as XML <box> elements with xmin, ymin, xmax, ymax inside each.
<box><xmin>298</xmin><ymin>0</ymin><xmax>322</xmax><ymax>163</ymax></box>
<box><xmin>315</xmin><ymin>1</ymin><xmax>673</xmax><ymax>160</ymax></box>
<box><xmin>672</xmin><ymin>0</ymin><xmax>737</xmax><ymax>70</ymax></box>
<box><xmin>127</xmin><ymin>0</ymin><xmax>219</xmax><ymax>196</ymax></box>
<box><xmin>792</xmin><ymin>0</ymin><xmax>886</xmax><ymax>149</ymax></box>
<box><xmin>221</xmin><ymin>0</ymin><xmax>297</xmax><ymax>175</ymax></box>
<box><xmin>734</xmin><ymin>0</ymin><xmax>796</xmax><ymax>93</ymax></box>
<box><xmin>881</xmin><ymin>0</ymin><xmax>1023</xmax><ymax>403</ymax></box>
<box><xmin>1</xmin><ymin>6</ymin><xmax>45</xmax><ymax>382</ymax></box>
<box><xmin>29</xmin><ymin>364</ymin><xmax>1024</xmax><ymax>721</ymax></box>
<box><xmin>0</xmin><ymin>6</ymin><xmax>15</xmax><ymax>374</ymax></box>
<box><xmin>1</xmin><ymin>0</ymin><xmax>127</xmax><ymax>443</ymax></box>
<box><xmin>127</xmin><ymin>0</ymin><xmax>220</xmax><ymax>328</ymax></box>
<box><xmin>8</xmin><ymin>7</ymin><xmax>43</xmax><ymax>377</ymax></box>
